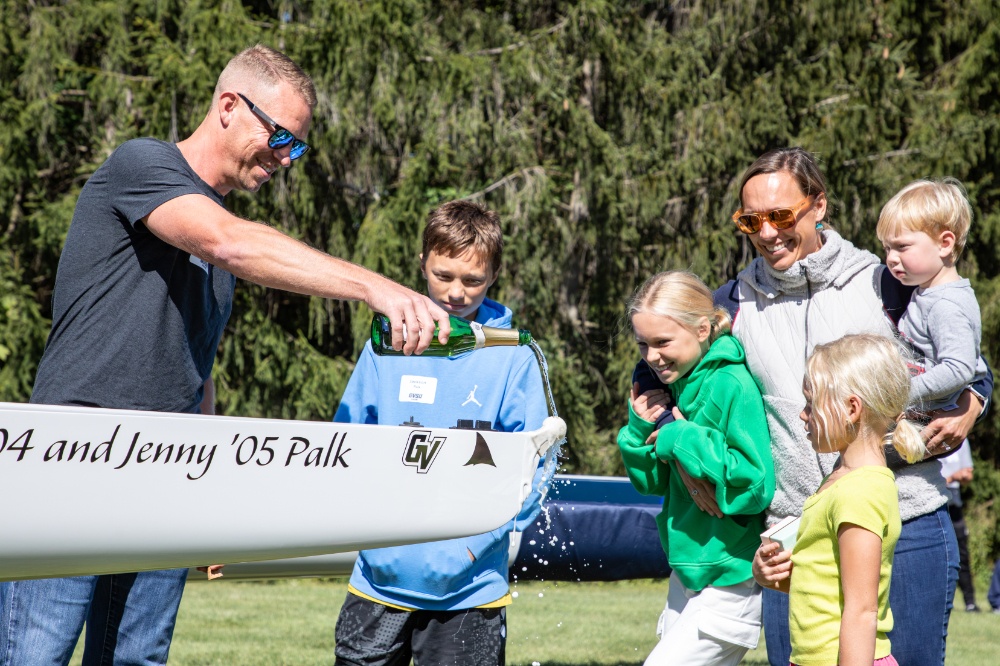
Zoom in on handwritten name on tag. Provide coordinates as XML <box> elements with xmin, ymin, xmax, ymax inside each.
<box><xmin>399</xmin><ymin>375</ymin><xmax>437</xmax><ymax>404</ymax></box>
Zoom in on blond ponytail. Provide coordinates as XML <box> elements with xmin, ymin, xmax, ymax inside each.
<box><xmin>805</xmin><ymin>334</ymin><xmax>927</xmax><ymax>461</ymax></box>
<box><xmin>888</xmin><ymin>417</ymin><xmax>927</xmax><ymax>464</ymax></box>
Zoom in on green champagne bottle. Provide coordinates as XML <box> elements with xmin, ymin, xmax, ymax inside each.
<box><xmin>370</xmin><ymin>313</ymin><xmax>532</xmax><ymax>357</ymax></box>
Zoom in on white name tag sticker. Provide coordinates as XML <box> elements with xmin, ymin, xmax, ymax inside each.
<box><xmin>399</xmin><ymin>375</ymin><xmax>437</xmax><ymax>404</ymax></box>
<box><xmin>189</xmin><ymin>254</ymin><xmax>210</xmax><ymax>275</ymax></box>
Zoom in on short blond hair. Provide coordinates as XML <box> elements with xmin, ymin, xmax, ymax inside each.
<box><xmin>215</xmin><ymin>44</ymin><xmax>316</xmax><ymax>109</ymax></box>
<box><xmin>876</xmin><ymin>178</ymin><xmax>972</xmax><ymax>261</ymax></box>
<box><xmin>627</xmin><ymin>271</ymin><xmax>731</xmax><ymax>343</ymax></box>
<box><xmin>805</xmin><ymin>334</ymin><xmax>925</xmax><ymax>463</ymax></box>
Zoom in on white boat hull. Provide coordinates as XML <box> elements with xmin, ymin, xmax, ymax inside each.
<box><xmin>0</xmin><ymin>403</ymin><xmax>564</xmax><ymax>581</ymax></box>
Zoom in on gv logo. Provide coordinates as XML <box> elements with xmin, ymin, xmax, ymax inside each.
<box><xmin>402</xmin><ymin>430</ymin><xmax>446</xmax><ymax>474</ymax></box>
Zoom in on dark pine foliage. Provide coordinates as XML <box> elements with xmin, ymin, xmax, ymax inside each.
<box><xmin>2</xmin><ymin>0</ymin><xmax>999</xmax><ymax>563</ymax></box>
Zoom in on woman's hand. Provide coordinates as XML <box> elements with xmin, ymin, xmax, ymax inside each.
<box><xmin>752</xmin><ymin>542</ymin><xmax>792</xmax><ymax>592</ymax></box>
<box><xmin>631</xmin><ymin>382</ymin><xmax>669</xmax><ymax>424</ymax></box>
<box><xmin>923</xmin><ymin>389</ymin><xmax>981</xmax><ymax>457</ymax></box>
<box><xmin>660</xmin><ymin>406</ymin><xmax>722</xmax><ymax>517</ymax></box>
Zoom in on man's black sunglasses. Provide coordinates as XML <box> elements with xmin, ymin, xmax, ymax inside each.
<box><xmin>237</xmin><ymin>92</ymin><xmax>310</xmax><ymax>160</ymax></box>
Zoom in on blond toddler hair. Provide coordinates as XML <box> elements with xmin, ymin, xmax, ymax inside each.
<box><xmin>876</xmin><ymin>178</ymin><xmax>972</xmax><ymax>262</ymax></box>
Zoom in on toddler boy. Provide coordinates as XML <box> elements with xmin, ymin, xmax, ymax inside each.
<box><xmin>877</xmin><ymin>178</ymin><xmax>987</xmax><ymax>416</ymax></box>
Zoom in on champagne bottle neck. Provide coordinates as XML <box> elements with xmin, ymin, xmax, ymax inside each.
<box><xmin>482</xmin><ymin>327</ymin><xmax>522</xmax><ymax>346</ymax></box>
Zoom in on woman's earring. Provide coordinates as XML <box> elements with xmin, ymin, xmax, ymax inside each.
<box><xmin>816</xmin><ymin>221</ymin><xmax>824</xmax><ymax>230</ymax></box>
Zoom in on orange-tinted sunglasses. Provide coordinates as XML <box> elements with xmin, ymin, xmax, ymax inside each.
<box><xmin>731</xmin><ymin>195</ymin><xmax>820</xmax><ymax>235</ymax></box>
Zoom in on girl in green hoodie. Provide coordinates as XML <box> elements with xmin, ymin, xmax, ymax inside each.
<box><xmin>618</xmin><ymin>270</ymin><xmax>775</xmax><ymax>666</ymax></box>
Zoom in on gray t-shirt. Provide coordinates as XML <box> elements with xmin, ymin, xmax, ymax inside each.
<box><xmin>898</xmin><ymin>278</ymin><xmax>987</xmax><ymax>413</ymax></box>
<box><xmin>31</xmin><ymin>138</ymin><xmax>235</xmax><ymax>414</ymax></box>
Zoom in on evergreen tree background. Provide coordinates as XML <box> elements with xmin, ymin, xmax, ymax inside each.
<box><xmin>2</xmin><ymin>0</ymin><xmax>999</xmax><ymax>571</ymax></box>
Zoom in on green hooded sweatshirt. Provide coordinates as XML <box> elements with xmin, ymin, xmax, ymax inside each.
<box><xmin>617</xmin><ymin>334</ymin><xmax>774</xmax><ymax>591</ymax></box>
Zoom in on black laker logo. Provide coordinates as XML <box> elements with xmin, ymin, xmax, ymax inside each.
<box><xmin>464</xmin><ymin>433</ymin><xmax>496</xmax><ymax>468</ymax></box>
<box><xmin>451</xmin><ymin>420</ymin><xmax>496</xmax><ymax>467</ymax></box>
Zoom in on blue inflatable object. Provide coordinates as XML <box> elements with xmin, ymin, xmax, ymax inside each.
<box><xmin>512</xmin><ymin>474</ymin><xmax>670</xmax><ymax>582</ymax></box>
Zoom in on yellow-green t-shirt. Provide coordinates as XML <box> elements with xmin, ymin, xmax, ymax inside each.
<box><xmin>789</xmin><ymin>466</ymin><xmax>901</xmax><ymax>666</ymax></box>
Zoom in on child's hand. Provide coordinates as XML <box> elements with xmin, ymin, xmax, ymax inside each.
<box><xmin>752</xmin><ymin>542</ymin><xmax>792</xmax><ymax>591</ymax></box>
<box><xmin>665</xmin><ymin>406</ymin><xmax>724</xmax><ymax>518</ymax></box>
<box><xmin>631</xmin><ymin>382</ymin><xmax>669</xmax><ymax>424</ymax></box>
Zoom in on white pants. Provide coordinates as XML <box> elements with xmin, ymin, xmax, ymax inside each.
<box><xmin>643</xmin><ymin>571</ymin><xmax>762</xmax><ymax>666</ymax></box>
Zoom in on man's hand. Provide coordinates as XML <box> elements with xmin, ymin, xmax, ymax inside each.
<box><xmin>366</xmin><ymin>279</ymin><xmax>452</xmax><ymax>355</ymax></box>
<box><xmin>923</xmin><ymin>389</ymin><xmax>980</xmax><ymax>457</ymax></box>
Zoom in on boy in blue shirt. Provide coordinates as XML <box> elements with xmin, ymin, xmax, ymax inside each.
<box><xmin>333</xmin><ymin>200</ymin><xmax>550</xmax><ymax>666</ymax></box>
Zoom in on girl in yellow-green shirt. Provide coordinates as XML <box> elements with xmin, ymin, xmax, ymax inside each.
<box><xmin>752</xmin><ymin>334</ymin><xmax>926</xmax><ymax>666</ymax></box>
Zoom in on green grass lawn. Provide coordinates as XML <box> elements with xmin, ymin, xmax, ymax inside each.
<box><xmin>70</xmin><ymin>577</ymin><xmax>1000</xmax><ymax>665</ymax></box>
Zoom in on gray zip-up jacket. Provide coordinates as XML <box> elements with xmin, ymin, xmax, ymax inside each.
<box><xmin>716</xmin><ymin>230</ymin><xmax>950</xmax><ymax>524</ymax></box>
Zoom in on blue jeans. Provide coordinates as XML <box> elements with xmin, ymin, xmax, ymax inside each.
<box><xmin>761</xmin><ymin>585</ymin><xmax>791</xmax><ymax>666</ymax></box>
<box><xmin>988</xmin><ymin>559</ymin><xmax>1000</xmax><ymax>610</ymax></box>
<box><xmin>0</xmin><ymin>569</ymin><xmax>188</xmax><ymax>666</ymax></box>
<box><xmin>762</xmin><ymin>505</ymin><xmax>959</xmax><ymax>666</ymax></box>
<box><xmin>887</xmin><ymin>505</ymin><xmax>959</xmax><ymax>666</ymax></box>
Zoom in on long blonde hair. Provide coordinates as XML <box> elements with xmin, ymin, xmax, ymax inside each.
<box><xmin>805</xmin><ymin>334</ymin><xmax>925</xmax><ymax>463</ymax></box>
<box><xmin>627</xmin><ymin>271</ymin><xmax>731</xmax><ymax>341</ymax></box>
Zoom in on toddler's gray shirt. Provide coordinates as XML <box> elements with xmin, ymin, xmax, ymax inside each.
<box><xmin>898</xmin><ymin>278</ymin><xmax>987</xmax><ymax>412</ymax></box>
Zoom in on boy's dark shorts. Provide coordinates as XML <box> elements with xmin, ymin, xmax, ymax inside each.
<box><xmin>334</xmin><ymin>592</ymin><xmax>507</xmax><ymax>666</ymax></box>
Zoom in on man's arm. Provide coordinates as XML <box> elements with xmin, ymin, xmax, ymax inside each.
<box><xmin>144</xmin><ymin>194</ymin><xmax>450</xmax><ymax>354</ymax></box>
<box><xmin>199</xmin><ymin>377</ymin><xmax>215</xmax><ymax>415</ymax></box>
